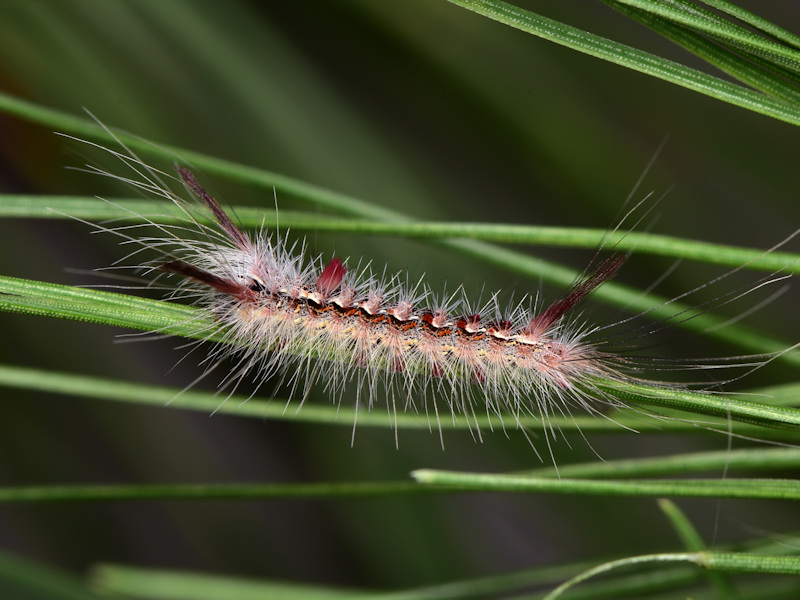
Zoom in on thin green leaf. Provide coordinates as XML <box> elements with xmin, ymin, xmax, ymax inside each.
<box><xmin>412</xmin><ymin>470</ymin><xmax>800</xmax><ymax>500</ymax></box>
<box><xmin>3</xmin><ymin>195</ymin><xmax>799</xmax><ymax>274</ymax></box>
<box><xmin>658</xmin><ymin>499</ymin><xmax>736</xmax><ymax>598</ymax></box>
<box><xmin>525</xmin><ymin>447</ymin><xmax>800</xmax><ymax>479</ymax></box>
<box><xmin>0</xmin><ymin>275</ymin><xmax>203</xmax><ymax>334</ymax></box>
<box><xmin>543</xmin><ymin>551</ymin><xmax>800</xmax><ymax>599</ymax></box>
<box><xmin>3</xmin><ymin>361</ymin><xmax>800</xmax><ymax>442</ymax></box>
<box><xmin>605</xmin><ymin>0</ymin><xmax>800</xmax><ymax>104</ymax></box>
<box><xmin>0</xmin><ymin>362</ymin><xmax>498</xmax><ymax>431</ymax></box>
<box><xmin>659</xmin><ymin>500</ymin><xmax>711</xmax><ymax>552</ymax></box>
<box><xmin>612</xmin><ymin>0</ymin><xmax>800</xmax><ymax>73</ymax></box>
<box><xmin>0</xmin><ymin>481</ymin><xmax>428</xmax><ymax>504</ymax></box>
<box><xmin>4</xmin><ymin>452</ymin><xmax>800</xmax><ymax>504</ymax></box>
<box><xmin>699</xmin><ymin>0</ymin><xmax>800</xmax><ymax>50</ymax></box>
<box><xmin>90</xmin><ymin>564</ymin><xmax>372</xmax><ymax>600</ymax></box>
<box><xmin>599</xmin><ymin>378</ymin><xmax>800</xmax><ymax>431</ymax></box>
<box><xmin>446</xmin><ymin>0</ymin><xmax>800</xmax><ymax>125</ymax></box>
<box><xmin>89</xmin><ymin>560</ymin><xmax>595</xmax><ymax>600</ymax></box>
<box><xmin>2</xmin><ymin>448</ymin><xmax>800</xmax><ymax>504</ymax></box>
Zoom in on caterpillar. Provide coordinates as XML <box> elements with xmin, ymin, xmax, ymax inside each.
<box><xmin>70</xmin><ymin>133</ymin><xmax>795</xmax><ymax>453</ymax></box>
<box><xmin>166</xmin><ymin>166</ymin><xmax>627</xmax><ymax>427</ymax></box>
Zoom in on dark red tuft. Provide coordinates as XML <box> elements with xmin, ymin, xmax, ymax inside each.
<box><xmin>316</xmin><ymin>258</ymin><xmax>347</xmax><ymax>296</ymax></box>
<box><xmin>177</xmin><ymin>167</ymin><xmax>251</xmax><ymax>251</ymax></box>
<box><xmin>528</xmin><ymin>253</ymin><xmax>626</xmax><ymax>335</ymax></box>
<box><xmin>162</xmin><ymin>260</ymin><xmax>244</xmax><ymax>296</ymax></box>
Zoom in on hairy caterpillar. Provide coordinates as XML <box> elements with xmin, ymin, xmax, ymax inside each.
<box><xmin>70</xmin><ymin>134</ymin><xmax>796</xmax><ymax>453</ymax></box>
<box><xmin>166</xmin><ymin>166</ymin><xmax>627</xmax><ymax>427</ymax></box>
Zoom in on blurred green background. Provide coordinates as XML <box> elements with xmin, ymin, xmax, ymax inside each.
<box><xmin>0</xmin><ymin>0</ymin><xmax>799</xmax><ymax>595</ymax></box>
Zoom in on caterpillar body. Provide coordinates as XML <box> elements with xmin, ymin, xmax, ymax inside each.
<box><xmin>164</xmin><ymin>166</ymin><xmax>628</xmax><ymax>430</ymax></box>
